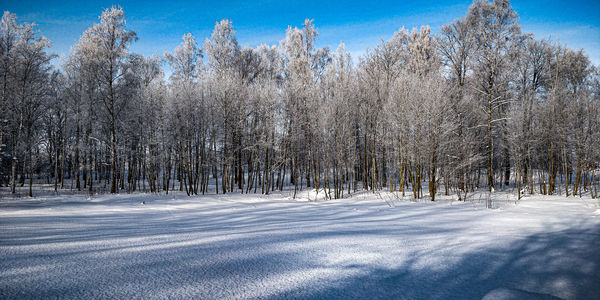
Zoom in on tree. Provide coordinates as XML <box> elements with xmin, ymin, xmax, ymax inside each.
<box><xmin>165</xmin><ymin>33</ymin><xmax>204</xmax><ymax>195</ymax></box>
<box><xmin>4</xmin><ymin>14</ymin><xmax>54</xmax><ymax>196</ymax></box>
<box><xmin>358</xmin><ymin>27</ymin><xmax>407</xmax><ymax>192</ymax></box>
<box><xmin>437</xmin><ymin>12</ymin><xmax>479</xmax><ymax>199</ymax></box>
<box><xmin>281</xmin><ymin>19</ymin><xmax>330</xmax><ymax>197</ymax></box>
<box><xmin>79</xmin><ymin>6</ymin><xmax>136</xmax><ymax>193</ymax></box>
<box><xmin>205</xmin><ymin>19</ymin><xmax>242</xmax><ymax>194</ymax></box>
<box><xmin>469</xmin><ymin>0</ymin><xmax>521</xmax><ymax>193</ymax></box>
<box><xmin>0</xmin><ymin>11</ymin><xmax>21</xmax><ymax>187</ymax></box>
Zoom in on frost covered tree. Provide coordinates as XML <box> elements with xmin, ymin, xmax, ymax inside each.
<box><xmin>204</xmin><ymin>19</ymin><xmax>243</xmax><ymax>194</ymax></box>
<box><xmin>359</xmin><ymin>27</ymin><xmax>407</xmax><ymax>192</ymax></box>
<box><xmin>323</xmin><ymin>43</ymin><xmax>357</xmax><ymax>199</ymax></box>
<box><xmin>166</xmin><ymin>33</ymin><xmax>204</xmax><ymax>195</ymax></box>
<box><xmin>468</xmin><ymin>0</ymin><xmax>521</xmax><ymax>192</ymax></box>
<box><xmin>0</xmin><ymin>12</ymin><xmax>54</xmax><ymax>196</ymax></box>
<box><xmin>137</xmin><ymin>56</ymin><xmax>165</xmax><ymax>194</ymax></box>
<box><xmin>78</xmin><ymin>6</ymin><xmax>136</xmax><ymax>193</ymax></box>
<box><xmin>281</xmin><ymin>19</ymin><xmax>330</xmax><ymax>197</ymax></box>
<box><xmin>0</xmin><ymin>11</ymin><xmax>21</xmax><ymax>187</ymax></box>
<box><xmin>437</xmin><ymin>12</ymin><xmax>480</xmax><ymax>199</ymax></box>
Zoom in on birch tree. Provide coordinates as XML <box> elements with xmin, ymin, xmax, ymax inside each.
<box><xmin>469</xmin><ymin>0</ymin><xmax>521</xmax><ymax>192</ymax></box>
<box><xmin>7</xmin><ymin>17</ymin><xmax>54</xmax><ymax>196</ymax></box>
<box><xmin>79</xmin><ymin>6</ymin><xmax>136</xmax><ymax>193</ymax></box>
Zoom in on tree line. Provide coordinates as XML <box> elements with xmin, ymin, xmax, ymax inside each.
<box><xmin>1</xmin><ymin>0</ymin><xmax>598</xmax><ymax>201</ymax></box>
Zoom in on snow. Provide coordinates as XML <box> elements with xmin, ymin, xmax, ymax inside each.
<box><xmin>482</xmin><ymin>287</ymin><xmax>562</xmax><ymax>300</ymax></box>
<box><xmin>1</xmin><ymin>190</ymin><xmax>599</xmax><ymax>299</ymax></box>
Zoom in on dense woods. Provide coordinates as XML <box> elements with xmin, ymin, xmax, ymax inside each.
<box><xmin>1</xmin><ymin>0</ymin><xmax>598</xmax><ymax>201</ymax></box>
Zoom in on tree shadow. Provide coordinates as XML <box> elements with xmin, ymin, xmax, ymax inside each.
<box><xmin>272</xmin><ymin>224</ymin><xmax>600</xmax><ymax>300</ymax></box>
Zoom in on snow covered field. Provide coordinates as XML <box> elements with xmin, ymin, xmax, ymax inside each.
<box><xmin>1</xmin><ymin>190</ymin><xmax>599</xmax><ymax>299</ymax></box>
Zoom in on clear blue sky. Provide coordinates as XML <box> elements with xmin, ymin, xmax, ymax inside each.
<box><xmin>3</xmin><ymin>0</ymin><xmax>599</xmax><ymax>66</ymax></box>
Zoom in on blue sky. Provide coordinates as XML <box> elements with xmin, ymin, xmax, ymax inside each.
<box><xmin>3</xmin><ymin>0</ymin><xmax>599</xmax><ymax>66</ymax></box>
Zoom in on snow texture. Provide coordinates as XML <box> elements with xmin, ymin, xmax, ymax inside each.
<box><xmin>482</xmin><ymin>287</ymin><xmax>562</xmax><ymax>300</ymax></box>
<box><xmin>1</xmin><ymin>190</ymin><xmax>599</xmax><ymax>299</ymax></box>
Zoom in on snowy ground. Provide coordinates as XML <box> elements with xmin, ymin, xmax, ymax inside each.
<box><xmin>1</xmin><ymin>188</ymin><xmax>599</xmax><ymax>299</ymax></box>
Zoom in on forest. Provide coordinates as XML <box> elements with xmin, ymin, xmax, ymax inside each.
<box><xmin>1</xmin><ymin>0</ymin><xmax>599</xmax><ymax>201</ymax></box>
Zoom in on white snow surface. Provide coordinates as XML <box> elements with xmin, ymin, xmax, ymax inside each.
<box><xmin>1</xmin><ymin>190</ymin><xmax>599</xmax><ymax>299</ymax></box>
